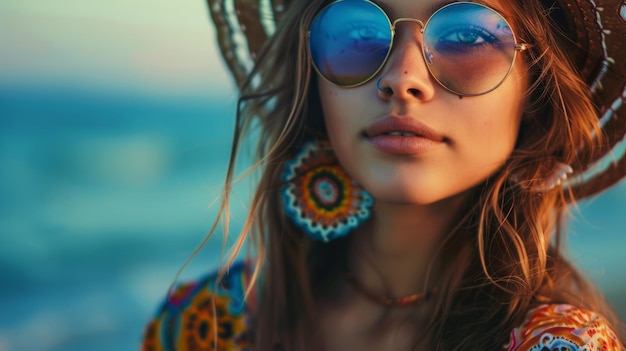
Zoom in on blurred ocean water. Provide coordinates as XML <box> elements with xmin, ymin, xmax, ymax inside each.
<box><xmin>0</xmin><ymin>86</ymin><xmax>625</xmax><ymax>351</ymax></box>
<box><xmin>0</xmin><ymin>87</ymin><xmax>243</xmax><ymax>351</ymax></box>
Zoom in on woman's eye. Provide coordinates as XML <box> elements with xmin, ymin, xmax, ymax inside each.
<box><xmin>348</xmin><ymin>24</ymin><xmax>387</xmax><ymax>41</ymax></box>
<box><xmin>343</xmin><ymin>23</ymin><xmax>390</xmax><ymax>52</ymax></box>
<box><xmin>439</xmin><ymin>26</ymin><xmax>495</xmax><ymax>46</ymax></box>
<box><xmin>452</xmin><ymin>30</ymin><xmax>484</xmax><ymax>44</ymax></box>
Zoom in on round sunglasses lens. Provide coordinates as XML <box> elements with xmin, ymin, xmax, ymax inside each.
<box><xmin>423</xmin><ymin>3</ymin><xmax>517</xmax><ymax>95</ymax></box>
<box><xmin>309</xmin><ymin>1</ymin><xmax>392</xmax><ymax>86</ymax></box>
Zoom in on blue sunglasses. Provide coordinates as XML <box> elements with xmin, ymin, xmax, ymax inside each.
<box><xmin>308</xmin><ymin>1</ymin><xmax>532</xmax><ymax>96</ymax></box>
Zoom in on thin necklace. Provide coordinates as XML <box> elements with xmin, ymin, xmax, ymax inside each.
<box><xmin>344</xmin><ymin>273</ymin><xmax>435</xmax><ymax>308</ymax></box>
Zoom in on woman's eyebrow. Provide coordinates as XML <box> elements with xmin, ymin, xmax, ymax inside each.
<box><xmin>369</xmin><ymin>0</ymin><xmax>395</xmax><ymax>17</ymax></box>
<box><xmin>370</xmin><ymin>0</ymin><xmax>467</xmax><ymax>18</ymax></box>
<box><xmin>371</xmin><ymin>0</ymin><xmax>507</xmax><ymax>19</ymax></box>
<box><xmin>371</xmin><ymin>0</ymin><xmax>457</xmax><ymax>18</ymax></box>
<box><xmin>431</xmin><ymin>0</ymin><xmax>508</xmax><ymax>16</ymax></box>
<box><xmin>430</xmin><ymin>0</ymin><xmax>460</xmax><ymax>14</ymax></box>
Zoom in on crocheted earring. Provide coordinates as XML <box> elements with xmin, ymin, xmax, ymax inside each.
<box><xmin>281</xmin><ymin>141</ymin><xmax>374</xmax><ymax>242</ymax></box>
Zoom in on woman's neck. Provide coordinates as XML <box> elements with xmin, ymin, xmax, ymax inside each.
<box><xmin>347</xmin><ymin>191</ymin><xmax>471</xmax><ymax>298</ymax></box>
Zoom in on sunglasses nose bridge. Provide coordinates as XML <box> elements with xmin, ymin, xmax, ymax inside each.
<box><xmin>391</xmin><ymin>18</ymin><xmax>425</xmax><ymax>33</ymax></box>
<box><xmin>386</xmin><ymin>17</ymin><xmax>429</xmax><ymax>74</ymax></box>
<box><xmin>389</xmin><ymin>18</ymin><xmax>426</xmax><ymax>50</ymax></box>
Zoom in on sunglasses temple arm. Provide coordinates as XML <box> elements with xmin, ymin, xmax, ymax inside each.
<box><xmin>515</xmin><ymin>43</ymin><xmax>534</xmax><ymax>52</ymax></box>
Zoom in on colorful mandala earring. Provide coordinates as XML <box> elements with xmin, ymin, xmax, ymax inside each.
<box><xmin>281</xmin><ymin>141</ymin><xmax>374</xmax><ymax>242</ymax></box>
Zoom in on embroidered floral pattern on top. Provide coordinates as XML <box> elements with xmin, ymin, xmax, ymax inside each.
<box><xmin>142</xmin><ymin>262</ymin><xmax>252</xmax><ymax>351</ymax></box>
<box><xmin>506</xmin><ymin>304</ymin><xmax>620</xmax><ymax>351</ymax></box>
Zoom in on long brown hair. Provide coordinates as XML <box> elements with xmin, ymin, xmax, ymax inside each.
<box><xmin>207</xmin><ymin>0</ymin><xmax>626</xmax><ymax>349</ymax></box>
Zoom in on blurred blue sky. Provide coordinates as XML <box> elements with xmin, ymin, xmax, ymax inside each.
<box><xmin>0</xmin><ymin>0</ymin><xmax>235</xmax><ymax>97</ymax></box>
<box><xmin>0</xmin><ymin>1</ymin><xmax>625</xmax><ymax>351</ymax></box>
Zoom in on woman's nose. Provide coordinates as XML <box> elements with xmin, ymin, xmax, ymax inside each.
<box><xmin>375</xmin><ymin>26</ymin><xmax>436</xmax><ymax>102</ymax></box>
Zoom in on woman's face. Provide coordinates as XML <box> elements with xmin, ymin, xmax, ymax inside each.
<box><xmin>318</xmin><ymin>0</ymin><xmax>528</xmax><ymax>205</ymax></box>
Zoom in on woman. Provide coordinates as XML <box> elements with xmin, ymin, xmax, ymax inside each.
<box><xmin>143</xmin><ymin>0</ymin><xmax>626</xmax><ymax>349</ymax></box>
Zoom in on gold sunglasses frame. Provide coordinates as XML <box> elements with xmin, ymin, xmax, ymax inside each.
<box><xmin>307</xmin><ymin>0</ymin><xmax>533</xmax><ymax>96</ymax></box>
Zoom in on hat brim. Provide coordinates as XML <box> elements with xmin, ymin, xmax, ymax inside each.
<box><xmin>548</xmin><ymin>0</ymin><xmax>626</xmax><ymax>199</ymax></box>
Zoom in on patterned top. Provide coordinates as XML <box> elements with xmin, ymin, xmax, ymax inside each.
<box><xmin>506</xmin><ymin>304</ymin><xmax>621</xmax><ymax>351</ymax></box>
<box><xmin>142</xmin><ymin>263</ymin><xmax>621</xmax><ymax>351</ymax></box>
<box><xmin>142</xmin><ymin>262</ymin><xmax>254</xmax><ymax>351</ymax></box>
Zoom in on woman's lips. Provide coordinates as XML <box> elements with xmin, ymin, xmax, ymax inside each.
<box><xmin>363</xmin><ymin>116</ymin><xmax>446</xmax><ymax>155</ymax></box>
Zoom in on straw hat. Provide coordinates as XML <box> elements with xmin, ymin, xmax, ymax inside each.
<box><xmin>207</xmin><ymin>0</ymin><xmax>626</xmax><ymax>199</ymax></box>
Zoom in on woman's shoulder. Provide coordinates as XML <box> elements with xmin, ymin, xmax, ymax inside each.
<box><xmin>506</xmin><ymin>303</ymin><xmax>621</xmax><ymax>351</ymax></box>
<box><xmin>142</xmin><ymin>261</ymin><xmax>255</xmax><ymax>351</ymax></box>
